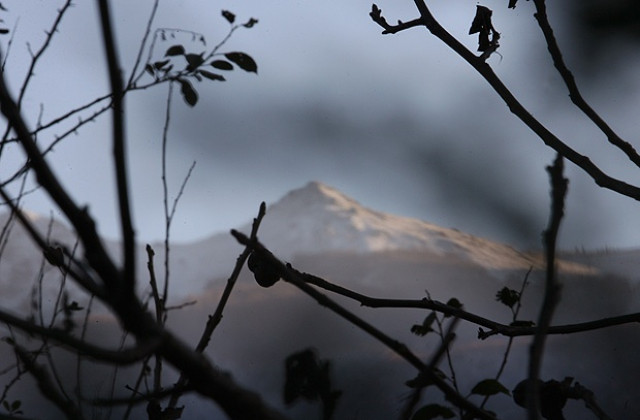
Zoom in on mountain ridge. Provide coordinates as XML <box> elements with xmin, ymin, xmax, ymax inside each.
<box><xmin>0</xmin><ymin>181</ymin><xmax>613</xmax><ymax>307</ymax></box>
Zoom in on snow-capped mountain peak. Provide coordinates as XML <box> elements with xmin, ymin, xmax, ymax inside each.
<box><xmin>249</xmin><ymin>181</ymin><xmax>587</xmax><ymax>273</ymax></box>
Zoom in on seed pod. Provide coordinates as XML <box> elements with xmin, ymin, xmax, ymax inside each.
<box><xmin>247</xmin><ymin>251</ymin><xmax>280</xmax><ymax>287</ymax></box>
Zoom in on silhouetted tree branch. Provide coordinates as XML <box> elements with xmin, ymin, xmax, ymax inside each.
<box><xmin>371</xmin><ymin>1</ymin><xmax>640</xmax><ymax>202</ymax></box>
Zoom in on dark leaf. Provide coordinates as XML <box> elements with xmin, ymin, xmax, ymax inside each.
<box><xmin>411</xmin><ymin>312</ymin><xmax>437</xmax><ymax>336</ymax></box>
<box><xmin>471</xmin><ymin>379</ymin><xmax>511</xmax><ymax>397</ymax></box>
<box><xmin>411</xmin><ymin>403</ymin><xmax>455</xmax><ymax>420</ymax></box>
<box><xmin>198</xmin><ymin>70</ymin><xmax>225</xmax><ymax>81</ymax></box>
<box><xmin>211</xmin><ymin>60</ymin><xmax>234</xmax><ymax>70</ymax></box>
<box><xmin>221</xmin><ymin>10</ymin><xmax>235</xmax><ymax>24</ymax></box>
<box><xmin>468</xmin><ymin>5</ymin><xmax>500</xmax><ymax>52</ymax></box>
<box><xmin>185</xmin><ymin>53</ymin><xmax>204</xmax><ymax>72</ymax></box>
<box><xmin>243</xmin><ymin>17</ymin><xmax>259</xmax><ymax>28</ymax></box>
<box><xmin>165</xmin><ymin>44</ymin><xmax>185</xmax><ymax>57</ymax></box>
<box><xmin>10</xmin><ymin>400</ymin><xmax>21</xmax><ymax>411</ymax></box>
<box><xmin>66</xmin><ymin>301</ymin><xmax>84</xmax><ymax>311</ymax></box>
<box><xmin>0</xmin><ymin>28</ymin><xmax>8</xmax><ymax>35</ymax></box>
<box><xmin>508</xmin><ymin>0</ymin><xmax>518</xmax><ymax>8</ymax></box>
<box><xmin>284</xmin><ymin>348</ymin><xmax>340</xmax><ymax>416</ymax></box>
<box><xmin>178</xmin><ymin>79</ymin><xmax>198</xmax><ymax>107</ymax></box>
<box><xmin>495</xmin><ymin>287</ymin><xmax>520</xmax><ymax>308</ymax></box>
<box><xmin>43</xmin><ymin>246</ymin><xmax>64</xmax><ymax>267</ymax></box>
<box><xmin>153</xmin><ymin>59</ymin><xmax>170</xmax><ymax>70</ymax></box>
<box><xmin>225</xmin><ymin>52</ymin><xmax>257</xmax><ymax>73</ymax></box>
<box><xmin>443</xmin><ymin>297</ymin><xmax>462</xmax><ymax>317</ymax></box>
<box><xmin>145</xmin><ymin>64</ymin><xmax>155</xmax><ymax>76</ymax></box>
<box><xmin>0</xmin><ymin>3</ymin><xmax>7</xmax><ymax>12</ymax></box>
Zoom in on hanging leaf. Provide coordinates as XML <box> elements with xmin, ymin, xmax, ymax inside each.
<box><xmin>185</xmin><ymin>53</ymin><xmax>204</xmax><ymax>72</ymax></box>
<box><xmin>225</xmin><ymin>52</ymin><xmax>258</xmax><ymax>73</ymax></box>
<box><xmin>198</xmin><ymin>70</ymin><xmax>225</xmax><ymax>81</ymax></box>
<box><xmin>495</xmin><ymin>287</ymin><xmax>520</xmax><ymax>308</ymax></box>
<box><xmin>410</xmin><ymin>312</ymin><xmax>437</xmax><ymax>336</ymax></box>
<box><xmin>211</xmin><ymin>60</ymin><xmax>234</xmax><ymax>71</ymax></box>
<box><xmin>471</xmin><ymin>379</ymin><xmax>511</xmax><ymax>397</ymax></box>
<box><xmin>243</xmin><ymin>18</ymin><xmax>259</xmax><ymax>28</ymax></box>
<box><xmin>443</xmin><ymin>297</ymin><xmax>462</xmax><ymax>317</ymax></box>
<box><xmin>153</xmin><ymin>59</ymin><xmax>170</xmax><ymax>70</ymax></box>
<box><xmin>468</xmin><ymin>5</ymin><xmax>500</xmax><ymax>52</ymax></box>
<box><xmin>43</xmin><ymin>246</ymin><xmax>65</xmax><ymax>267</ymax></box>
<box><xmin>145</xmin><ymin>64</ymin><xmax>155</xmax><ymax>76</ymax></box>
<box><xmin>178</xmin><ymin>79</ymin><xmax>198</xmax><ymax>107</ymax></box>
<box><xmin>0</xmin><ymin>28</ymin><xmax>8</xmax><ymax>35</ymax></box>
<box><xmin>222</xmin><ymin>10</ymin><xmax>235</xmax><ymax>24</ymax></box>
<box><xmin>165</xmin><ymin>44</ymin><xmax>185</xmax><ymax>57</ymax></box>
<box><xmin>411</xmin><ymin>404</ymin><xmax>455</xmax><ymax>420</ymax></box>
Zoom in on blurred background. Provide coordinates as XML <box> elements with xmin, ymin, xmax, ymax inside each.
<box><xmin>1</xmin><ymin>0</ymin><xmax>639</xmax><ymax>250</ymax></box>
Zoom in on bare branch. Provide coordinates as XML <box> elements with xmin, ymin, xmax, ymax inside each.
<box><xmin>231</xmin><ymin>229</ymin><xmax>497</xmax><ymax>420</ymax></box>
<box><xmin>97</xmin><ymin>0</ymin><xmax>136</xmax><ymax>293</ymax></box>
<box><xmin>532</xmin><ymin>0</ymin><xmax>640</xmax><ymax>168</ymax></box>
<box><xmin>13</xmin><ymin>343</ymin><xmax>83</xmax><ymax>420</ymax></box>
<box><xmin>404</xmin><ymin>0</ymin><xmax>640</xmax><ymax>202</ymax></box>
<box><xmin>527</xmin><ymin>154</ymin><xmax>568</xmax><ymax>420</ymax></box>
<box><xmin>168</xmin><ymin>202</ymin><xmax>267</xmax><ymax>408</ymax></box>
<box><xmin>369</xmin><ymin>4</ymin><xmax>423</xmax><ymax>34</ymax></box>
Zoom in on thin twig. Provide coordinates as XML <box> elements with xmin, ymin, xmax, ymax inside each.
<box><xmin>231</xmin><ymin>230</ymin><xmax>497</xmax><ymax>420</ymax></box>
<box><xmin>97</xmin><ymin>0</ymin><xmax>136</xmax><ymax>293</ymax></box>
<box><xmin>168</xmin><ymin>202</ymin><xmax>267</xmax><ymax>408</ymax></box>
<box><xmin>126</xmin><ymin>0</ymin><xmax>160</xmax><ymax>88</ymax></box>
<box><xmin>370</xmin><ymin>1</ymin><xmax>640</xmax><ymax>202</ymax></box>
<box><xmin>527</xmin><ymin>154</ymin><xmax>567</xmax><ymax>420</ymax></box>
<box><xmin>13</xmin><ymin>343</ymin><xmax>83</xmax><ymax>420</ymax></box>
<box><xmin>532</xmin><ymin>0</ymin><xmax>640</xmax><ymax>168</ymax></box>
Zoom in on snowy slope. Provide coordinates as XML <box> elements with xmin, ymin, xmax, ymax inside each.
<box><xmin>243</xmin><ymin>182</ymin><xmax>593</xmax><ymax>273</ymax></box>
<box><xmin>0</xmin><ymin>181</ymin><xmax>612</xmax><ymax>307</ymax></box>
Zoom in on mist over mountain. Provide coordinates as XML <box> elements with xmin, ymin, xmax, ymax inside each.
<box><xmin>0</xmin><ymin>182</ymin><xmax>638</xmax><ymax>419</ymax></box>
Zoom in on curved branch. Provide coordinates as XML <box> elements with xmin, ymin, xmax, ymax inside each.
<box><xmin>295</xmin><ymin>266</ymin><xmax>640</xmax><ymax>338</ymax></box>
<box><xmin>532</xmin><ymin>0</ymin><xmax>640</xmax><ymax>168</ymax></box>
<box><xmin>231</xmin><ymin>230</ymin><xmax>497</xmax><ymax>420</ymax></box>
<box><xmin>0</xmin><ymin>309</ymin><xmax>158</xmax><ymax>365</ymax></box>
<box><xmin>398</xmin><ymin>0</ymin><xmax>640</xmax><ymax>201</ymax></box>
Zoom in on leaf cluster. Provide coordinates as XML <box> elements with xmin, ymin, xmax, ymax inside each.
<box><xmin>144</xmin><ymin>10</ymin><xmax>258</xmax><ymax>107</ymax></box>
<box><xmin>283</xmin><ymin>348</ymin><xmax>342</xmax><ymax>420</ymax></box>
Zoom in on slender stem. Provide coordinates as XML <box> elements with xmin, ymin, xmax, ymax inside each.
<box><xmin>161</xmin><ymin>82</ymin><xmax>174</xmax><ymax>303</ymax></box>
<box><xmin>527</xmin><ymin>155</ymin><xmax>567</xmax><ymax>420</ymax></box>
<box><xmin>97</xmin><ymin>0</ymin><xmax>136</xmax><ymax>292</ymax></box>
<box><xmin>532</xmin><ymin>0</ymin><xmax>640</xmax><ymax>168</ymax></box>
<box><xmin>403</xmin><ymin>0</ymin><xmax>640</xmax><ymax>201</ymax></box>
<box><xmin>231</xmin><ymin>230</ymin><xmax>497</xmax><ymax>420</ymax></box>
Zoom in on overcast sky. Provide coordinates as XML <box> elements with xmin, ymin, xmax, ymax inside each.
<box><xmin>2</xmin><ymin>0</ymin><xmax>640</xmax><ymax>250</ymax></box>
